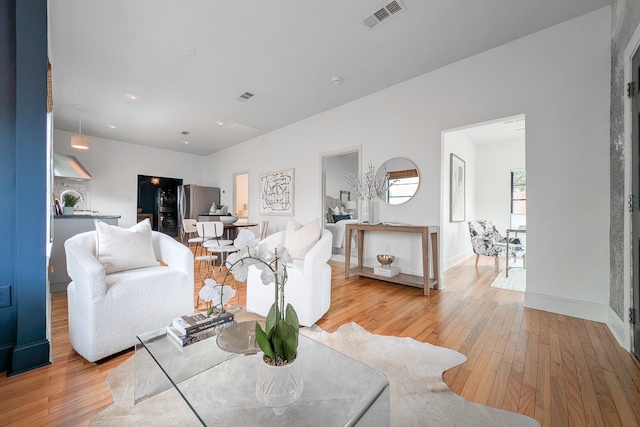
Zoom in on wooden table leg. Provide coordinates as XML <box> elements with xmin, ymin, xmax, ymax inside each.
<box><xmin>430</xmin><ymin>228</ymin><xmax>439</xmax><ymax>290</ymax></box>
<box><xmin>421</xmin><ymin>228</ymin><xmax>429</xmax><ymax>296</ymax></box>
<box><xmin>345</xmin><ymin>226</ymin><xmax>352</xmax><ymax>278</ymax></box>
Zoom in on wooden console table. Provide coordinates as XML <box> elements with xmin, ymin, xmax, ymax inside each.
<box><xmin>344</xmin><ymin>223</ymin><xmax>439</xmax><ymax>296</ymax></box>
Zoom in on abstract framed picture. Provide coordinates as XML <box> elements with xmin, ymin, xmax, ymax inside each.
<box><xmin>450</xmin><ymin>153</ymin><xmax>466</xmax><ymax>222</ymax></box>
<box><xmin>259</xmin><ymin>168</ymin><xmax>295</xmax><ymax>216</ymax></box>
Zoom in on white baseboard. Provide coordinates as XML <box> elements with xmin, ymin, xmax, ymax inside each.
<box><xmin>607</xmin><ymin>306</ymin><xmax>629</xmax><ymax>350</ymax></box>
<box><xmin>523</xmin><ymin>291</ymin><xmax>608</xmax><ymax>322</ymax></box>
<box><xmin>444</xmin><ymin>251</ymin><xmax>474</xmax><ymax>272</ymax></box>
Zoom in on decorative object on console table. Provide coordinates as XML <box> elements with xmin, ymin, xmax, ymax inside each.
<box><xmin>374</xmin><ymin>254</ymin><xmax>399</xmax><ymax>277</ymax></box>
<box><xmin>450</xmin><ymin>153</ymin><xmax>466</xmax><ymax>222</ymax></box>
<box><xmin>342</xmin><ymin>160</ymin><xmax>388</xmax><ymax>224</ymax></box>
<box><xmin>345</xmin><ymin>223</ymin><xmax>440</xmax><ymax>296</ymax></box>
<box><xmin>259</xmin><ymin>168</ymin><xmax>295</xmax><ymax>216</ymax></box>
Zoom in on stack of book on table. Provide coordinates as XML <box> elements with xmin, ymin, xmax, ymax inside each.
<box><xmin>167</xmin><ymin>311</ymin><xmax>235</xmax><ymax>346</ymax></box>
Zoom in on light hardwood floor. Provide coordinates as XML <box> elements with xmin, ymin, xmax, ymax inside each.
<box><xmin>1</xmin><ymin>255</ymin><xmax>639</xmax><ymax>426</ymax></box>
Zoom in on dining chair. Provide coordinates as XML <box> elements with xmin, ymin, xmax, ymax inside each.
<box><xmin>182</xmin><ymin>218</ymin><xmax>198</xmax><ymax>244</ymax></box>
<box><xmin>259</xmin><ymin>220</ymin><xmax>269</xmax><ymax>240</ymax></box>
<box><xmin>201</xmin><ymin>221</ymin><xmax>235</xmax><ymax>270</ymax></box>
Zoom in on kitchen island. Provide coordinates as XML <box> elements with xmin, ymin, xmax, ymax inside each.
<box><xmin>49</xmin><ymin>214</ymin><xmax>121</xmax><ymax>293</ymax></box>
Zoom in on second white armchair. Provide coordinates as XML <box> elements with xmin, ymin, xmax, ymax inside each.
<box><xmin>246</xmin><ymin>228</ymin><xmax>332</xmax><ymax>327</ymax></box>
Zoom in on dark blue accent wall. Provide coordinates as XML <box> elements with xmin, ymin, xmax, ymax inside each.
<box><xmin>0</xmin><ymin>0</ymin><xmax>51</xmax><ymax>375</ymax></box>
<box><xmin>0</xmin><ymin>0</ymin><xmax>18</xmax><ymax>372</ymax></box>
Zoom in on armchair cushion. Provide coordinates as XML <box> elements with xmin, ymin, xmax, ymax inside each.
<box><xmin>285</xmin><ymin>218</ymin><xmax>320</xmax><ymax>260</ymax></box>
<box><xmin>94</xmin><ymin>218</ymin><xmax>159</xmax><ymax>274</ymax></box>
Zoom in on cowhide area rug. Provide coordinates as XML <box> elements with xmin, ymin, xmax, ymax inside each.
<box><xmin>91</xmin><ymin>322</ymin><xmax>539</xmax><ymax>426</ymax></box>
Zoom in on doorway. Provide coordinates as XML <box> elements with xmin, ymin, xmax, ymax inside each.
<box><xmin>137</xmin><ymin>175</ymin><xmax>183</xmax><ymax>236</ymax></box>
<box><xmin>320</xmin><ymin>147</ymin><xmax>360</xmax><ymax>258</ymax></box>
<box><xmin>441</xmin><ymin>115</ymin><xmax>526</xmax><ymax>280</ymax></box>
<box><xmin>234</xmin><ymin>172</ymin><xmax>249</xmax><ymax>220</ymax></box>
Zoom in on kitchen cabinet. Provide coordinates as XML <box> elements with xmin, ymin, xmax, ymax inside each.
<box><xmin>49</xmin><ymin>215</ymin><xmax>120</xmax><ymax>293</ymax></box>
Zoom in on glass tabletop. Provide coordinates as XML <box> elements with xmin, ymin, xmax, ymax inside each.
<box><xmin>135</xmin><ymin>322</ymin><xmax>390</xmax><ymax>426</ymax></box>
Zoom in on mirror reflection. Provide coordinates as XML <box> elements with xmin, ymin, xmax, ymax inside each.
<box><xmin>376</xmin><ymin>158</ymin><xmax>419</xmax><ymax>205</ymax></box>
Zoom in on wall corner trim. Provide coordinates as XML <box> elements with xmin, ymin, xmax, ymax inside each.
<box><xmin>607</xmin><ymin>305</ymin><xmax>629</xmax><ymax>350</ymax></box>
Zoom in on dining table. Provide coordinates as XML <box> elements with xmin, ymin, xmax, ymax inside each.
<box><xmin>222</xmin><ymin>222</ymin><xmax>258</xmax><ymax>240</ymax></box>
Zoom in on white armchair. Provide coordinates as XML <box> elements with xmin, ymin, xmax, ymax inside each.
<box><xmin>246</xmin><ymin>229</ymin><xmax>332</xmax><ymax>327</ymax></box>
<box><xmin>65</xmin><ymin>230</ymin><xmax>194</xmax><ymax>362</ymax></box>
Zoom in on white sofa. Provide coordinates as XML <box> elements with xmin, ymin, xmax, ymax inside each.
<box><xmin>65</xmin><ymin>230</ymin><xmax>194</xmax><ymax>362</ymax></box>
<box><xmin>246</xmin><ymin>229</ymin><xmax>332</xmax><ymax>327</ymax></box>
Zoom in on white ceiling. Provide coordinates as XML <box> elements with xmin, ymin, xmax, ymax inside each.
<box><xmin>48</xmin><ymin>0</ymin><xmax>609</xmax><ymax>156</ymax></box>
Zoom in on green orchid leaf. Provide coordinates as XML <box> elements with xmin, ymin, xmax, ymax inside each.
<box><xmin>265</xmin><ymin>303</ymin><xmax>278</xmax><ymax>333</ymax></box>
<box><xmin>255</xmin><ymin>322</ymin><xmax>274</xmax><ymax>360</ymax></box>
<box><xmin>284</xmin><ymin>303</ymin><xmax>299</xmax><ymax>330</ymax></box>
<box><xmin>281</xmin><ymin>321</ymin><xmax>298</xmax><ymax>361</ymax></box>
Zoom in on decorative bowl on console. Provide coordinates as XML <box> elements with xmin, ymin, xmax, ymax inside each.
<box><xmin>220</xmin><ymin>215</ymin><xmax>238</xmax><ymax>225</ymax></box>
<box><xmin>376</xmin><ymin>254</ymin><xmax>395</xmax><ymax>267</ymax></box>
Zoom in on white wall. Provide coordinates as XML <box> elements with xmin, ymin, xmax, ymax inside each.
<box><xmin>476</xmin><ymin>139</ymin><xmax>526</xmax><ymax>232</ymax></box>
<box><xmin>201</xmin><ymin>8</ymin><xmax>611</xmax><ymax>321</ymax></box>
<box><xmin>442</xmin><ymin>131</ymin><xmax>477</xmax><ymax>270</ymax></box>
<box><xmin>53</xmin><ymin>130</ymin><xmax>206</xmax><ymax>228</ymax></box>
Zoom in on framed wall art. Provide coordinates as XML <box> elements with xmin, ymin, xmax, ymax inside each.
<box><xmin>450</xmin><ymin>154</ymin><xmax>465</xmax><ymax>222</ymax></box>
<box><xmin>259</xmin><ymin>168</ymin><xmax>295</xmax><ymax>216</ymax></box>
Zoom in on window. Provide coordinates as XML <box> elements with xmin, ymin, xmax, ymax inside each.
<box><xmin>387</xmin><ymin>169</ymin><xmax>419</xmax><ymax>205</ymax></box>
<box><xmin>511</xmin><ymin>169</ymin><xmax>526</xmax><ymax>228</ymax></box>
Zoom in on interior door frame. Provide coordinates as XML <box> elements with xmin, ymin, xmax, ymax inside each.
<box><xmin>319</xmin><ymin>145</ymin><xmax>362</xmax><ymax>229</ymax></box>
<box><xmin>621</xmin><ymin>25</ymin><xmax>640</xmax><ymax>353</ymax></box>
<box><xmin>233</xmin><ymin>170</ymin><xmax>249</xmax><ymax>220</ymax></box>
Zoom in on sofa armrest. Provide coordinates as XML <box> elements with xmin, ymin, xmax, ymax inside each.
<box><xmin>64</xmin><ymin>235</ymin><xmax>107</xmax><ymax>301</ymax></box>
<box><xmin>302</xmin><ymin>230</ymin><xmax>332</xmax><ymax>277</ymax></box>
<box><xmin>260</xmin><ymin>230</ymin><xmax>286</xmax><ymax>250</ymax></box>
<box><xmin>152</xmin><ymin>231</ymin><xmax>194</xmax><ymax>285</ymax></box>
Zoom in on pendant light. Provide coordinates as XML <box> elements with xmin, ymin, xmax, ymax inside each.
<box><xmin>70</xmin><ymin>105</ymin><xmax>90</xmax><ymax>150</ymax></box>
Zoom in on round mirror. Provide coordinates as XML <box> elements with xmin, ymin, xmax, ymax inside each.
<box><xmin>376</xmin><ymin>158</ymin><xmax>420</xmax><ymax>205</ymax></box>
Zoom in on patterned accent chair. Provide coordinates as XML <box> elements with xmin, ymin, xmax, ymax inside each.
<box><xmin>468</xmin><ymin>220</ymin><xmax>525</xmax><ymax>271</ymax></box>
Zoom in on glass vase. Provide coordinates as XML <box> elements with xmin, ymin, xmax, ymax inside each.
<box><xmin>362</xmin><ymin>199</ymin><xmax>372</xmax><ymax>224</ymax></box>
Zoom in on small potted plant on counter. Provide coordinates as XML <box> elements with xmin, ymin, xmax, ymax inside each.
<box><xmin>62</xmin><ymin>193</ymin><xmax>80</xmax><ymax>215</ymax></box>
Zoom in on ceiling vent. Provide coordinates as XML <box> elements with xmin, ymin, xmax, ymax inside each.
<box><xmin>221</xmin><ymin>122</ymin><xmax>262</xmax><ymax>136</ymax></box>
<box><xmin>361</xmin><ymin>1</ymin><xmax>406</xmax><ymax>29</ymax></box>
<box><xmin>236</xmin><ymin>92</ymin><xmax>255</xmax><ymax>102</ymax></box>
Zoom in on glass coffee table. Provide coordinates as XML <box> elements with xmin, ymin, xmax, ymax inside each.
<box><xmin>135</xmin><ymin>321</ymin><xmax>390</xmax><ymax>426</ymax></box>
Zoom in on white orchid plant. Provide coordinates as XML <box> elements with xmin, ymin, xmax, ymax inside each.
<box><xmin>198</xmin><ymin>229</ymin><xmax>299</xmax><ymax>366</ymax></box>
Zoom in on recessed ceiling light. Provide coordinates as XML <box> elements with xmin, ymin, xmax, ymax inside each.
<box><xmin>107</xmin><ymin>124</ymin><xmax>117</xmax><ymax>129</ymax></box>
<box><xmin>331</xmin><ymin>76</ymin><xmax>343</xmax><ymax>85</ymax></box>
<box><xmin>125</xmin><ymin>93</ymin><xmax>139</xmax><ymax>100</ymax></box>
<box><xmin>215</xmin><ymin>121</ymin><xmax>225</xmax><ymax>126</ymax></box>
<box><xmin>183</xmin><ymin>140</ymin><xmax>189</xmax><ymax>144</ymax></box>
